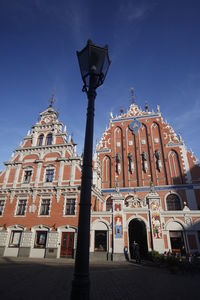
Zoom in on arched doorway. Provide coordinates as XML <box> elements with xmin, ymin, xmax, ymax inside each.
<box><xmin>129</xmin><ymin>218</ymin><xmax>148</xmax><ymax>258</ymax></box>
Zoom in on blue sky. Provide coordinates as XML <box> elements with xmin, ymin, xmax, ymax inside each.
<box><xmin>0</xmin><ymin>0</ymin><xmax>200</xmax><ymax>170</ymax></box>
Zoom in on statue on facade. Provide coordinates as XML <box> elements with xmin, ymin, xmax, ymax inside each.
<box><xmin>116</xmin><ymin>153</ymin><xmax>121</xmax><ymax>174</ymax></box>
<box><xmin>155</xmin><ymin>149</ymin><xmax>162</xmax><ymax>172</ymax></box>
<box><xmin>141</xmin><ymin>152</ymin><xmax>148</xmax><ymax>173</ymax></box>
<box><xmin>127</xmin><ymin>152</ymin><xmax>134</xmax><ymax>174</ymax></box>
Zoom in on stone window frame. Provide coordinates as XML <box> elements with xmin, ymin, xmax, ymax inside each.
<box><xmin>38</xmin><ymin>196</ymin><xmax>52</xmax><ymax>217</ymax></box>
<box><xmin>9</xmin><ymin>228</ymin><xmax>23</xmax><ymax>248</ymax></box>
<box><xmin>22</xmin><ymin>166</ymin><xmax>33</xmax><ymax>184</ymax></box>
<box><xmin>164</xmin><ymin>192</ymin><xmax>183</xmax><ymax>211</ymax></box>
<box><xmin>63</xmin><ymin>195</ymin><xmax>77</xmax><ymax>217</ymax></box>
<box><xmin>34</xmin><ymin>230</ymin><xmax>48</xmax><ymax>249</ymax></box>
<box><xmin>46</xmin><ymin>132</ymin><xmax>53</xmax><ymax>146</ymax></box>
<box><xmin>43</xmin><ymin>164</ymin><xmax>55</xmax><ymax>184</ymax></box>
<box><xmin>38</xmin><ymin>133</ymin><xmax>44</xmax><ymax>146</ymax></box>
<box><xmin>14</xmin><ymin>196</ymin><xmax>28</xmax><ymax>217</ymax></box>
<box><xmin>0</xmin><ymin>198</ymin><xmax>6</xmax><ymax>217</ymax></box>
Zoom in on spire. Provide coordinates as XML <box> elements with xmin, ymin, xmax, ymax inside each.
<box><xmin>130</xmin><ymin>87</ymin><xmax>135</xmax><ymax>104</ymax></box>
<box><xmin>49</xmin><ymin>87</ymin><xmax>55</xmax><ymax>107</ymax></box>
<box><xmin>145</xmin><ymin>101</ymin><xmax>149</xmax><ymax>112</ymax></box>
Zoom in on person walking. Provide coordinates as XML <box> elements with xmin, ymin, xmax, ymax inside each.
<box><xmin>135</xmin><ymin>242</ymin><xmax>141</xmax><ymax>264</ymax></box>
<box><xmin>131</xmin><ymin>241</ymin><xmax>136</xmax><ymax>259</ymax></box>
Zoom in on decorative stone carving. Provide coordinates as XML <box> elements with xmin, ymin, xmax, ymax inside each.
<box><xmin>56</xmin><ymin>189</ymin><xmax>61</xmax><ymax>203</ymax></box>
<box><xmin>126</xmin><ymin>195</ymin><xmax>144</xmax><ymax>208</ymax></box>
<box><xmin>10</xmin><ymin>190</ymin><xmax>15</xmax><ymax>203</ymax></box>
<box><xmin>29</xmin><ymin>204</ymin><xmax>36</xmax><ymax>213</ymax></box>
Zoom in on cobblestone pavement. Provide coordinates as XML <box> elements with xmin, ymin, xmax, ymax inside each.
<box><xmin>0</xmin><ymin>257</ymin><xmax>199</xmax><ymax>300</ymax></box>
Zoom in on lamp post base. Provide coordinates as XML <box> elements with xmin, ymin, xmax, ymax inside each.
<box><xmin>71</xmin><ymin>275</ymin><xmax>90</xmax><ymax>300</ymax></box>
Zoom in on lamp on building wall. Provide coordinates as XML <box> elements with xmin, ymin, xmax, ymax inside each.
<box><xmin>70</xmin><ymin>40</ymin><xmax>111</xmax><ymax>300</ymax></box>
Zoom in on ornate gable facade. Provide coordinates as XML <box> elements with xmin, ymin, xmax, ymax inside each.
<box><xmin>92</xmin><ymin>101</ymin><xmax>200</xmax><ymax>259</ymax></box>
<box><xmin>0</xmin><ymin>103</ymin><xmax>103</xmax><ymax>258</ymax></box>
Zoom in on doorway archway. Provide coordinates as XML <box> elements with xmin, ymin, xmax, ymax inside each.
<box><xmin>129</xmin><ymin>218</ymin><xmax>148</xmax><ymax>258</ymax></box>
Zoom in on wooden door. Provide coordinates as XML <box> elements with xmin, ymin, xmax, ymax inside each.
<box><xmin>60</xmin><ymin>232</ymin><xmax>74</xmax><ymax>257</ymax></box>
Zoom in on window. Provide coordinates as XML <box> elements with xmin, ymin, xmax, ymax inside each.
<box><xmin>45</xmin><ymin>169</ymin><xmax>54</xmax><ymax>182</ymax></box>
<box><xmin>106</xmin><ymin>197</ymin><xmax>113</xmax><ymax>211</ymax></box>
<box><xmin>9</xmin><ymin>231</ymin><xmax>22</xmax><ymax>248</ymax></box>
<box><xmin>166</xmin><ymin>194</ymin><xmax>181</xmax><ymax>211</ymax></box>
<box><xmin>16</xmin><ymin>199</ymin><xmax>27</xmax><ymax>216</ymax></box>
<box><xmin>23</xmin><ymin>170</ymin><xmax>32</xmax><ymax>183</ymax></box>
<box><xmin>46</xmin><ymin>133</ymin><xmax>53</xmax><ymax>145</ymax></box>
<box><xmin>0</xmin><ymin>200</ymin><xmax>5</xmax><ymax>215</ymax></box>
<box><xmin>40</xmin><ymin>199</ymin><xmax>50</xmax><ymax>215</ymax></box>
<box><xmin>34</xmin><ymin>231</ymin><xmax>47</xmax><ymax>248</ymax></box>
<box><xmin>38</xmin><ymin>134</ymin><xmax>44</xmax><ymax>146</ymax></box>
<box><xmin>65</xmin><ymin>199</ymin><xmax>76</xmax><ymax>215</ymax></box>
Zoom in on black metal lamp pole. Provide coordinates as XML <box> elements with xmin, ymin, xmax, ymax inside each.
<box><xmin>70</xmin><ymin>40</ymin><xmax>111</xmax><ymax>300</ymax></box>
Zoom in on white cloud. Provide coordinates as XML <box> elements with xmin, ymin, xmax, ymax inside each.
<box><xmin>118</xmin><ymin>0</ymin><xmax>155</xmax><ymax>23</ymax></box>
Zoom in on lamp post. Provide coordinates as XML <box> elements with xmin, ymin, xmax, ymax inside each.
<box><xmin>70</xmin><ymin>40</ymin><xmax>111</xmax><ymax>300</ymax></box>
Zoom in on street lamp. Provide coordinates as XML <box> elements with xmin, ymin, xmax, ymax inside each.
<box><xmin>70</xmin><ymin>40</ymin><xmax>111</xmax><ymax>300</ymax></box>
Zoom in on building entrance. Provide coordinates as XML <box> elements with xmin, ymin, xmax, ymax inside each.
<box><xmin>94</xmin><ymin>230</ymin><xmax>107</xmax><ymax>251</ymax></box>
<box><xmin>60</xmin><ymin>232</ymin><xmax>74</xmax><ymax>257</ymax></box>
<box><xmin>129</xmin><ymin>218</ymin><xmax>148</xmax><ymax>258</ymax></box>
<box><xmin>169</xmin><ymin>231</ymin><xmax>185</xmax><ymax>254</ymax></box>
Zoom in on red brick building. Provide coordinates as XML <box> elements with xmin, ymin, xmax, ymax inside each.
<box><xmin>0</xmin><ymin>104</ymin><xmax>103</xmax><ymax>258</ymax></box>
<box><xmin>92</xmin><ymin>101</ymin><xmax>200</xmax><ymax>259</ymax></box>
<box><xmin>0</xmin><ymin>100</ymin><xmax>200</xmax><ymax>260</ymax></box>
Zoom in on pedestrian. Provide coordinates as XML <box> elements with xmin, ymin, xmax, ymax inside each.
<box><xmin>131</xmin><ymin>240</ymin><xmax>136</xmax><ymax>259</ymax></box>
<box><xmin>180</xmin><ymin>245</ymin><xmax>186</xmax><ymax>257</ymax></box>
<box><xmin>135</xmin><ymin>242</ymin><xmax>141</xmax><ymax>264</ymax></box>
<box><xmin>124</xmin><ymin>246</ymin><xmax>129</xmax><ymax>261</ymax></box>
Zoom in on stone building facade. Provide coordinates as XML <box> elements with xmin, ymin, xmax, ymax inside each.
<box><xmin>0</xmin><ymin>99</ymin><xmax>200</xmax><ymax>260</ymax></box>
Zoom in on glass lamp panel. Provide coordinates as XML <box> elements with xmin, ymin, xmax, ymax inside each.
<box><xmin>89</xmin><ymin>45</ymin><xmax>106</xmax><ymax>75</ymax></box>
<box><xmin>101</xmin><ymin>51</ymin><xmax>111</xmax><ymax>81</ymax></box>
<box><xmin>77</xmin><ymin>47</ymin><xmax>89</xmax><ymax>84</ymax></box>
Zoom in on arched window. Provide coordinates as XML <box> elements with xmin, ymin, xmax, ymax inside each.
<box><xmin>38</xmin><ymin>134</ymin><xmax>44</xmax><ymax>146</ymax></box>
<box><xmin>166</xmin><ymin>194</ymin><xmax>181</xmax><ymax>211</ymax></box>
<box><xmin>46</xmin><ymin>133</ymin><xmax>53</xmax><ymax>145</ymax></box>
<box><xmin>106</xmin><ymin>197</ymin><xmax>113</xmax><ymax>211</ymax></box>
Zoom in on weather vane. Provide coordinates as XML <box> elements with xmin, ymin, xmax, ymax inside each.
<box><xmin>49</xmin><ymin>87</ymin><xmax>55</xmax><ymax>107</ymax></box>
<box><xmin>130</xmin><ymin>87</ymin><xmax>135</xmax><ymax>104</ymax></box>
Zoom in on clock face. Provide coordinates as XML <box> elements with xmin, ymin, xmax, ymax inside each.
<box><xmin>44</xmin><ymin>117</ymin><xmax>50</xmax><ymax>124</ymax></box>
<box><xmin>129</xmin><ymin>119</ymin><xmax>141</xmax><ymax>134</ymax></box>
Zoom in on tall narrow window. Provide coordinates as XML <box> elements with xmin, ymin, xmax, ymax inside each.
<box><xmin>106</xmin><ymin>197</ymin><xmax>113</xmax><ymax>211</ymax></box>
<box><xmin>46</xmin><ymin>133</ymin><xmax>53</xmax><ymax>145</ymax></box>
<box><xmin>40</xmin><ymin>199</ymin><xmax>50</xmax><ymax>215</ymax></box>
<box><xmin>0</xmin><ymin>200</ymin><xmax>5</xmax><ymax>216</ymax></box>
<box><xmin>65</xmin><ymin>199</ymin><xmax>76</xmax><ymax>215</ymax></box>
<box><xmin>16</xmin><ymin>199</ymin><xmax>27</xmax><ymax>216</ymax></box>
<box><xmin>45</xmin><ymin>169</ymin><xmax>54</xmax><ymax>182</ymax></box>
<box><xmin>38</xmin><ymin>134</ymin><xmax>44</xmax><ymax>146</ymax></box>
<box><xmin>23</xmin><ymin>170</ymin><xmax>32</xmax><ymax>183</ymax></box>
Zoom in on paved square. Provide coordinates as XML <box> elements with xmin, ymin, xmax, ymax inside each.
<box><xmin>0</xmin><ymin>257</ymin><xmax>199</xmax><ymax>300</ymax></box>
